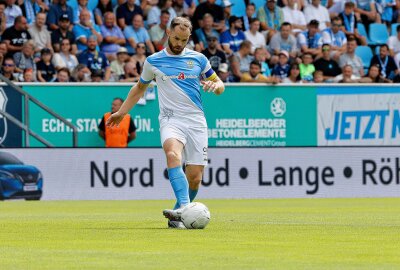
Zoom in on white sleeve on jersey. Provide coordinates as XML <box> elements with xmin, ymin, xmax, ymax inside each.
<box><xmin>140</xmin><ymin>59</ymin><xmax>155</xmax><ymax>84</ymax></box>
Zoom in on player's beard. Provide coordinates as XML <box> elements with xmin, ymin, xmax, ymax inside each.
<box><xmin>168</xmin><ymin>38</ymin><xmax>184</xmax><ymax>55</ymax></box>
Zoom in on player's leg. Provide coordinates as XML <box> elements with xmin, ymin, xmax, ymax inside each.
<box><xmin>185</xmin><ymin>164</ymin><xmax>204</xmax><ymax>202</ymax></box>
<box><xmin>163</xmin><ymin>138</ymin><xmax>190</xmax><ymax>210</ymax></box>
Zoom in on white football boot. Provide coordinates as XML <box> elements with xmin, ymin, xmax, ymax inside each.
<box><xmin>167</xmin><ymin>220</ymin><xmax>186</xmax><ymax>229</ymax></box>
<box><xmin>162</xmin><ymin>208</ymin><xmax>183</xmax><ymax>221</ymax></box>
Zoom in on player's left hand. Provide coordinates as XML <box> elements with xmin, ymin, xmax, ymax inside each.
<box><xmin>201</xmin><ymin>80</ymin><xmax>218</xmax><ymax>93</ymax></box>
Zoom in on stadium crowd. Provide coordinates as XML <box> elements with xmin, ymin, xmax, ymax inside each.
<box><xmin>0</xmin><ymin>0</ymin><xmax>400</xmax><ymax>83</ymax></box>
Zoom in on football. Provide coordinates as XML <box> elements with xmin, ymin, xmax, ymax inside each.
<box><xmin>181</xmin><ymin>202</ymin><xmax>211</xmax><ymax>229</ymax></box>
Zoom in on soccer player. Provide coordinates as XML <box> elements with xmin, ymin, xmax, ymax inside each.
<box><xmin>106</xmin><ymin>16</ymin><xmax>225</xmax><ymax>229</ymax></box>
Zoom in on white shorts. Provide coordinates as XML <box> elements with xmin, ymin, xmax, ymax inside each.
<box><xmin>160</xmin><ymin>122</ymin><xmax>208</xmax><ymax>166</ymax></box>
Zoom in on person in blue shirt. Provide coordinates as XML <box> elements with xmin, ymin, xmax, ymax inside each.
<box><xmin>297</xmin><ymin>19</ymin><xmax>323</xmax><ymax>57</ymax></box>
<box><xmin>46</xmin><ymin>0</ymin><xmax>74</xmax><ymax>31</ymax></box>
<box><xmin>220</xmin><ymin>15</ymin><xmax>246</xmax><ymax>55</ymax></box>
<box><xmin>73</xmin><ymin>9</ymin><xmax>102</xmax><ymax>53</ymax></box>
<box><xmin>272</xmin><ymin>50</ymin><xmax>290</xmax><ymax>79</ymax></box>
<box><xmin>322</xmin><ymin>17</ymin><xmax>347</xmax><ymax>60</ymax></box>
<box><xmin>123</xmin><ymin>13</ymin><xmax>155</xmax><ymax>54</ymax></box>
<box><xmin>78</xmin><ymin>35</ymin><xmax>111</xmax><ymax>81</ymax></box>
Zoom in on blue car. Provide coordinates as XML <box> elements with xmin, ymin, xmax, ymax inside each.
<box><xmin>0</xmin><ymin>152</ymin><xmax>43</xmax><ymax>200</ymax></box>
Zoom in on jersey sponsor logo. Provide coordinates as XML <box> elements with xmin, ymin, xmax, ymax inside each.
<box><xmin>161</xmin><ymin>73</ymin><xmax>198</xmax><ymax>81</ymax></box>
<box><xmin>186</xmin><ymin>60</ymin><xmax>194</xmax><ymax>69</ymax></box>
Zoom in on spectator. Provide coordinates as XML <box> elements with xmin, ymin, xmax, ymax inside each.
<box><xmin>55</xmin><ymin>67</ymin><xmax>70</xmax><ymax>82</ymax></box>
<box><xmin>19</xmin><ymin>0</ymin><xmax>44</xmax><ymax>26</ymax></box>
<box><xmin>221</xmin><ymin>0</ymin><xmax>233</xmax><ymax>29</ymax></box>
<box><xmin>282</xmin><ymin>0</ymin><xmax>306</xmax><ymax>33</ymax></box>
<box><xmin>339</xmin><ymin>2</ymin><xmax>367</xmax><ymax>45</ymax></box>
<box><xmin>282</xmin><ymin>63</ymin><xmax>302</xmax><ymax>83</ymax></box>
<box><xmin>220</xmin><ymin>15</ymin><xmax>246</xmax><ymax>55</ymax></box>
<box><xmin>269</xmin><ymin>22</ymin><xmax>298</xmax><ymax>64</ymax></box>
<box><xmin>72</xmin><ymin>0</ymin><xmax>96</xmax><ymax>25</ymax></box>
<box><xmin>36</xmin><ymin>48</ymin><xmax>56</xmax><ymax>82</ymax></box>
<box><xmin>94</xmin><ymin>0</ymin><xmax>113</xmax><ymax>25</ymax></box>
<box><xmin>149</xmin><ymin>10</ymin><xmax>170</xmax><ymax>52</ymax></box>
<box><xmin>322</xmin><ymin>17</ymin><xmax>347</xmax><ymax>60</ymax></box>
<box><xmin>28</xmin><ymin>12</ymin><xmax>52</xmax><ymax>53</ymax></box>
<box><xmin>1</xmin><ymin>57</ymin><xmax>18</xmax><ymax>81</ymax></box>
<box><xmin>192</xmin><ymin>0</ymin><xmax>224</xmax><ymax>31</ymax></box>
<box><xmin>51</xmin><ymin>14</ymin><xmax>77</xmax><ymax>54</ymax></box>
<box><xmin>333</xmin><ymin>64</ymin><xmax>361</xmax><ymax>82</ymax></box>
<box><xmin>73</xmin><ymin>9</ymin><xmax>103</xmax><ymax>53</ymax></box>
<box><xmin>361</xmin><ymin>64</ymin><xmax>392</xmax><ymax>83</ymax></box>
<box><xmin>193</xmin><ymin>13</ymin><xmax>220</xmax><ymax>52</ymax></box>
<box><xmin>201</xmin><ymin>34</ymin><xmax>226</xmax><ymax>72</ymax></box>
<box><xmin>0</xmin><ymin>41</ymin><xmax>8</xmax><ymax>66</ymax></box>
<box><xmin>147</xmin><ymin>0</ymin><xmax>177</xmax><ymax>28</ymax></box>
<box><xmin>354</xmin><ymin>0</ymin><xmax>380</xmax><ymax>30</ymax></box>
<box><xmin>299</xmin><ymin>52</ymin><xmax>315</xmax><ymax>82</ymax></box>
<box><xmin>100</xmin><ymin>11</ymin><xmax>125</xmax><ymax>61</ymax></box>
<box><xmin>46</xmin><ymin>0</ymin><xmax>74</xmax><ymax>31</ymax></box>
<box><xmin>4</xmin><ymin>0</ymin><xmax>22</xmax><ymax>28</ymax></box>
<box><xmin>98</xmin><ymin>97</ymin><xmax>137</xmax><ymax>148</ymax></box>
<box><xmin>314</xmin><ymin>44</ymin><xmax>342</xmax><ymax>81</ymax></box>
<box><xmin>91</xmin><ymin>69</ymin><xmax>103</xmax><ymax>82</ymax></box>
<box><xmin>254</xmin><ymin>47</ymin><xmax>271</xmax><ymax>77</ymax></box>
<box><xmin>173</xmin><ymin>0</ymin><xmax>196</xmax><ymax>18</ymax></box>
<box><xmin>297</xmin><ymin>19</ymin><xmax>323</xmax><ymax>57</ymax></box>
<box><xmin>0</xmin><ymin>1</ymin><xmax>6</xmax><ymax>38</ymax></box>
<box><xmin>13</xmin><ymin>40</ymin><xmax>36</xmax><ymax>74</ymax></box>
<box><xmin>388</xmin><ymin>25</ymin><xmax>400</xmax><ymax>67</ymax></box>
<box><xmin>304</xmin><ymin>0</ymin><xmax>330</xmax><ymax>30</ymax></box>
<box><xmin>217</xmin><ymin>62</ymin><xmax>230</xmax><ymax>82</ymax></box>
<box><xmin>72</xmin><ymin>63</ymin><xmax>91</xmax><ymax>82</ymax></box>
<box><xmin>229</xmin><ymin>40</ymin><xmax>254</xmax><ymax>82</ymax></box>
<box><xmin>241</xmin><ymin>2</ymin><xmax>256</xmax><ymax>31</ymax></box>
<box><xmin>369</xmin><ymin>44</ymin><xmax>398</xmax><ymax>79</ymax></box>
<box><xmin>378</xmin><ymin>0</ymin><xmax>396</xmax><ymax>27</ymax></box>
<box><xmin>272</xmin><ymin>50</ymin><xmax>290</xmax><ymax>79</ymax></box>
<box><xmin>313</xmin><ymin>70</ymin><xmax>324</xmax><ymax>83</ymax></box>
<box><xmin>244</xmin><ymin>18</ymin><xmax>266</xmax><ymax>53</ymax></box>
<box><xmin>241</xmin><ymin>60</ymin><xmax>280</xmax><ymax>83</ymax></box>
<box><xmin>116</xmin><ymin>0</ymin><xmax>143</xmax><ymax>30</ymax></box>
<box><xmin>78</xmin><ymin>35</ymin><xmax>111</xmax><ymax>81</ymax></box>
<box><xmin>110</xmin><ymin>47</ymin><xmax>129</xmax><ymax>80</ymax></box>
<box><xmin>119</xmin><ymin>61</ymin><xmax>140</xmax><ymax>82</ymax></box>
<box><xmin>338</xmin><ymin>37</ymin><xmax>364</xmax><ymax>77</ymax></box>
<box><xmin>21</xmin><ymin>67</ymin><xmax>35</xmax><ymax>82</ymax></box>
<box><xmin>130</xmin><ymin>42</ymin><xmax>147</xmax><ymax>73</ymax></box>
<box><xmin>124</xmin><ymin>13</ymin><xmax>155</xmax><ymax>54</ymax></box>
<box><xmin>52</xmin><ymin>38</ymin><xmax>79</xmax><ymax>72</ymax></box>
<box><xmin>257</xmin><ymin>0</ymin><xmax>283</xmax><ymax>41</ymax></box>
<box><xmin>2</xmin><ymin>15</ymin><xmax>31</xmax><ymax>57</ymax></box>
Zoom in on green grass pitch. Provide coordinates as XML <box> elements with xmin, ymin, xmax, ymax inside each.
<box><xmin>0</xmin><ymin>198</ymin><xmax>399</xmax><ymax>269</ymax></box>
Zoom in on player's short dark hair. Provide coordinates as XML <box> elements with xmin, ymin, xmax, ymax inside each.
<box><xmin>58</xmin><ymin>67</ymin><xmax>70</xmax><ymax>77</ymax></box>
<box><xmin>250</xmin><ymin>18</ymin><xmax>260</xmax><ymax>24</ymax></box>
<box><xmin>344</xmin><ymin>1</ymin><xmax>355</xmax><ymax>8</ymax></box>
<box><xmin>170</xmin><ymin>16</ymin><xmax>192</xmax><ymax>32</ymax></box>
<box><xmin>347</xmin><ymin>35</ymin><xmax>357</xmax><ymax>43</ymax></box>
<box><xmin>280</xmin><ymin>22</ymin><xmax>292</xmax><ymax>28</ymax></box>
<box><xmin>161</xmin><ymin>10</ymin><xmax>170</xmax><ymax>16</ymax></box>
<box><xmin>380</xmin><ymin>44</ymin><xmax>389</xmax><ymax>50</ymax></box>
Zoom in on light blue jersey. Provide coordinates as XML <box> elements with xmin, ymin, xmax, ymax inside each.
<box><xmin>140</xmin><ymin>48</ymin><xmax>216</xmax><ymax>127</ymax></box>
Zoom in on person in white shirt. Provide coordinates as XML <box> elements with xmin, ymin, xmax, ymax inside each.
<box><xmin>28</xmin><ymin>12</ymin><xmax>53</xmax><ymax>54</ymax></box>
<box><xmin>244</xmin><ymin>18</ymin><xmax>266</xmax><ymax>53</ymax></box>
<box><xmin>304</xmin><ymin>0</ymin><xmax>331</xmax><ymax>30</ymax></box>
<box><xmin>282</xmin><ymin>0</ymin><xmax>307</xmax><ymax>34</ymax></box>
<box><xmin>4</xmin><ymin>0</ymin><xmax>22</xmax><ymax>28</ymax></box>
<box><xmin>388</xmin><ymin>24</ymin><xmax>400</xmax><ymax>68</ymax></box>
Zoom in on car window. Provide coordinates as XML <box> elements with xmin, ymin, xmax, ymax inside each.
<box><xmin>0</xmin><ymin>152</ymin><xmax>23</xmax><ymax>165</ymax></box>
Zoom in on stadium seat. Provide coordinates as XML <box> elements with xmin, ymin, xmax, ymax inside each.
<box><xmin>357</xmin><ymin>23</ymin><xmax>371</xmax><ymax>44</ymax></box>
<box><xmin>368</xmin><ymin>23</ymin><xmax>389</xmax><ymax>45</ymax></box>
<box><xmin>391</xmin><ymin>23</ymin><xmax>400</xmax><ymax>36</ymax></box>
<box><xmin>231</xmin><ymin>0</ymin><xmax>246</xmax><ymax>18</ymax></box>
<box><xmin>375</xmin><ymin>46</ymin><xmax>380</xmax><ymax>55</ymax></box>
<box><xmin>252</xmin><ymin>0</ymin><xmax>265</xmax><ymax>10</ymax></box>
<box><xmin>356</xmin><ymin>46</ymin><xmax>373</xmax><ymax>73</ymax></box>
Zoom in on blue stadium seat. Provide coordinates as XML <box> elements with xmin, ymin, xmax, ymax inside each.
<box><xmin>368</xmin><ymin>23</ymin><xmax>389</xmax><ymax>45</ymax></box>
<box><xmin>252</xmin><ymin>0</ymin><xmax>265</xmax><ymax>10</ymax></box>
<box><xmin>375</xmin><ymin>46</ymin><xmax>381</xmax><ymax>55</ymax></box>
<box><xmin>357</xmin><ymin>23</ymin><xmax>371</xmax><ymax>44</ymax></box>
<box><xmin>356</xmin><ymin>46</ymin><xmax>373</xmax><ymax>73</ymax></box>
<box><xmin>231</xmin><ymin>0</ymin><xmax>246</xmax><ymax>18</ymax></box>
<box><xmin>391</xmin><ymin>23</ymin><xmax>400</xmax><ymax>36</ymax></box>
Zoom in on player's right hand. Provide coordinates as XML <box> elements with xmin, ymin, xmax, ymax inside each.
<box><xmin>106</xmin><ymin>112</ymin><xmax>125</xmax><ymax>127</ymax></box>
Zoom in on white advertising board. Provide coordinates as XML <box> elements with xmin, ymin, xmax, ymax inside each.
<box><xmin>3</xmin><ymin>148</ymin><xmax>400</xmax><ymax>200</ymax></box>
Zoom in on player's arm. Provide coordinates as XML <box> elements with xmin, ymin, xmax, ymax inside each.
<box><xmin>202</xmin><ymin>71</ymin><xmax>225</xmax><ymax>95</ymax></box>
<box><xmin>106</xmin><ymin>81</ymin><xmax>149</xmax><ymax>127</ymax></box>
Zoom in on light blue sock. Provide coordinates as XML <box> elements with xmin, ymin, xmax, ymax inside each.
<box><xmin>189</xmin><ymin>188</ymin><xmax>198</xmax><ymax>202</ymax></box>
<box><xmin>168</xmin><ymin>166</ymin><xmax>189</xmax><ymax>208</ymax></box>
<box><xmin>173</xmin><ymin>188</ymin><xmax>199</xmax><ymax>209</ymax></box>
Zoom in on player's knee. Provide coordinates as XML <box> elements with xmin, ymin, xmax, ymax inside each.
<box><xmin>189</xmin><ymin>177</ymin><xmax>202</xmax><ymax>189</ymax></box>
<box><xmin>165</xmin><ymin>150</ymin><xmax>181</xmax><ymax>164</ymax></box>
